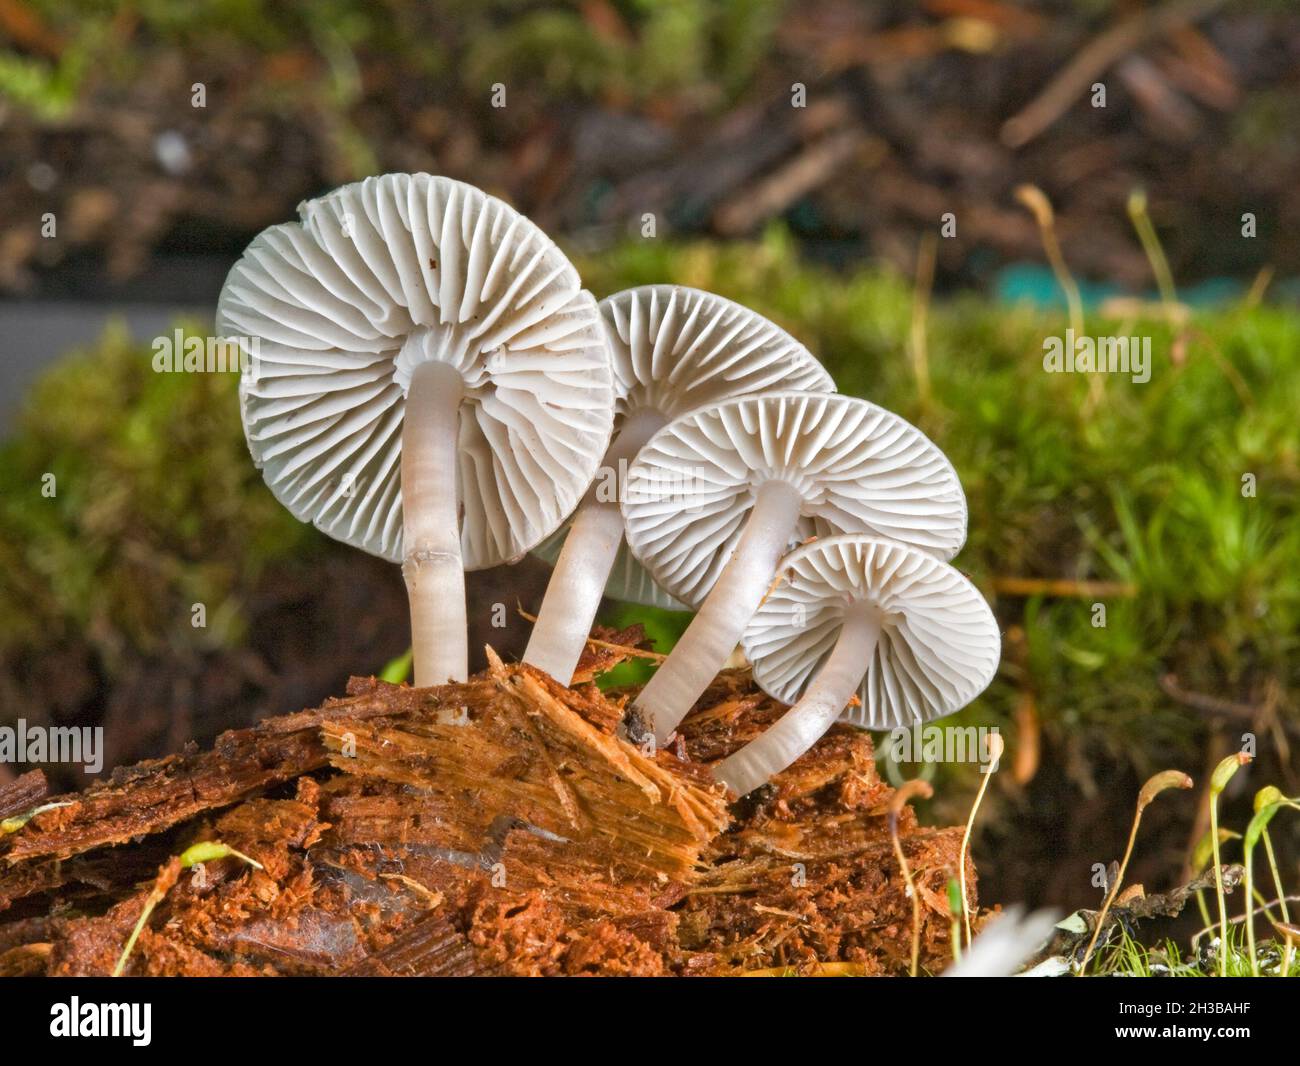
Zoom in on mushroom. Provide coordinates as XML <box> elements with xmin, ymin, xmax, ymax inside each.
<box><xmin>217</xmin><ymin>174</ymin><xmax>614</xmax><ymax>686</ymax></box>
<box><xmin>621</xmin><ymin>391</ymin><xmax>967</xmax><ymax>742</ymax></box>
<box><xmin>522</xmin><ymin>285</ymin><xmax>833</xmax><ymax>683</ymax></box>
<box><xmin>714</xmin><ymin>533</ymin><xmax>1000</xmax><ymax>797</ymax></box>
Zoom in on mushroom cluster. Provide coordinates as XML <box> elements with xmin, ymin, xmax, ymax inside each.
<box><xmin>221</xmin><ymin>173</ymin><xmax>1000</xmax><ymax>798</ymax></box>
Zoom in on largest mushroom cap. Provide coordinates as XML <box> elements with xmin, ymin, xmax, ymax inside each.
<box><xmin>533</xmin><ymin>285</ymin><xmax>835</xmax><ymax>609</ymax></box>
<box><xmin>621</xmin><ymin>391</ymin><xmax>968</xmax><ymax>609</ymax></box>
<box><xmin>217</xmin><ymin>173</ymin><xmax>613</xmax><ymax>569</ymax></box>
<box><xmin>743</xmin><ymin>534</ymin><xmax>1001</xmax><ymax>729</ymax></box>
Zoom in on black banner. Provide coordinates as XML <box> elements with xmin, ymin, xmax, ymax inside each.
<box><xmin>2</xmin><ymin>975</ymin><xmax>1289</xmax><ymax>1053</ymax></box>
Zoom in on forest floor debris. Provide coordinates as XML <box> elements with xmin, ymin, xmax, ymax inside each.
<box><xmin>0</xmin><ymin>632</ymin><xmax>974</xmax><ymax>976</ymax></box>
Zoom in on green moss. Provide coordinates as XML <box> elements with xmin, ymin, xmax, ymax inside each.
<box><xmin>5</xmin><ymin>1</ymin><xmax>785</xmax><ymax>124</ymax></box>
<box><xmin>0</xmin><ymin>322</ymin><xmax>317</xmax><ymax>673</ymax></box>
<box><xmin>1094</xmin><ymin>923</ymin><xmax>1300</xmax><ymax>978</ymax></box>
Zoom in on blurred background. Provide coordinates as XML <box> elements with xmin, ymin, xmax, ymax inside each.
<box><xmin>2</xmin><ymin>1</ymin><xmax>1298</xmax><ymax>921</ymax></box>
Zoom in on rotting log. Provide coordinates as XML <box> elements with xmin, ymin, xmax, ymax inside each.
<box><xmin>0</xmin><ymin>630</ymin><xmax>977</xmax><ymax>976</ymax></box>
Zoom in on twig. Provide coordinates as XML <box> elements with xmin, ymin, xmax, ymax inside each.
<box><xmin>713</xmin><ymin>126</ymin><xmax>874</xmax><ymax>235</ymax></box>
<box><xmin>1001</xmin><ymin>0</ymin><xmax>1228</xmax><ymax>148</ymax></box>
<box><xmin>584</xmin><ymin>637</ymin><xmax>666</xmax><ymax>662</ymax></box>
<box><xmin>379</xmin><ymin>873</ymin><xmax>444</xmax><ymax>907</ymax></box>
<box><xmin>991</xmin><ymin>576</ymin><xmax>1136</xmax><ymax>598</ymax></box>
<box><xmin>1190</xmin><ymin>894</ymin><xmax>1300</xmax><ymax>948</ymax></box>
<box><xmin>909</xmin><ymin>232</ymin><xmax>937</xmax><ymax>410</ymax></box>
<box><xmin>1160</xmin><ymin>674</ymin><xmax>1297</xmax><ymax>738</ymax></box>
<box><xmin>516</xmin><ymin>606</ymin><xmax>668</xmax><ymax>662</ymax></box>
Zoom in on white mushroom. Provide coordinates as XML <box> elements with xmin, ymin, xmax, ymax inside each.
<box><xmin>522</xmin><ymin>285</ymin><xmax>832</xmax><ymax>683</ymax></box>
<box><xmin>218</xmin><ymin>174</ymin><xmax>613</xmax><ymax>686</ymax></box>
<box><xmin>622</xmin><ymin>391</ymin><xmax>968</xmax><ymax>742</ymax></box>
<box><xmin>715</xmin><ymin>534</ymin><xmax>1000</xmax><ymax>797</ymax></box>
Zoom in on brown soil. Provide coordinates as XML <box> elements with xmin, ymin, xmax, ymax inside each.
<box><xmin>0</xmin><ymin>629</ymin><xmax>975</xmax><ymax>976</ymax></box>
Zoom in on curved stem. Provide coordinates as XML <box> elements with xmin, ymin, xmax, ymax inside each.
<box><xmin>1245</xmin><ymin>835</ymin><xmax>1258</xmax><ymax>976</ymax></box>
<box><xmin>1210</xmin><ymin>796</ymin><xmax>1227</xmax><ymax>976</ymax></box>
<box><xmin>402</xmin><ymin>360</ymin><xmax>466</xmax><ymax>686</ymax></box>
<box><xmin>714</xmin><ymin>606</ymin><xmax>880</xmax><ymax>797</ymax></box>
<box><xmin>1262</xmin><ymin>832</ymin><xmax>1293</xmax><ymax>975</ymax></box>
<box><xmin>524</xmin><ymin>410</ymin><xmax>665</xmax><ymax>684</ymax></box>
<box><xmin>635</xmin><ymin>479</ymin><xmax>804</xmax><ymax>743</ymax></box>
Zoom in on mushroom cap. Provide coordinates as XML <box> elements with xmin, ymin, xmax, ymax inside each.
<box><xmin>217</xmin><ymin>173</ymin><xmax>613</xmax><ymax>570</ymax></box>
<box><xmin>602</xmin><ymin>285</ymin><xmax>834</xmax><ymax>420</ymax></box>
<box><xmin>532</xmin><ymin>285</ymin><xmax>834</xmax><ymax>609</ymax></box>
<box><xmin>621</xmin><ymin>391</ymin><xmax>968</xmax><ymax>609</ymax></box>
<box><xmin>743</xmin><ymin>534</ymin><xmax>1000</xmax><ymax>729</ymax></box>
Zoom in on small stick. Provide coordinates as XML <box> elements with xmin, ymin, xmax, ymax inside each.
<box><xmin>1000</xmin><ymin>0</ymin><xmax>1227</xmax><ymax>147</ymax></box>
<box><xmin>1160</xmin><ymin>673</ymin><xmax>1265</xmax><ymax>723</ymax></box>
<box><xmin>517</xmin><ymin>606</ymin><xmax>668</xmax><ymax>662</ymax></box>
<box><xmin>991</xmin><ymin>576</ymin><xmax>1136</xmax><ymax>599</ymax></box>
<box><xmin>379</xmin><ymin>873</ymin><xmax>444</xmax><ymax>907</ymax></box>
<box><xmin>909</xmin><ymin>232</ymin><xmax>937</xmax><ymax>410</ymax></box>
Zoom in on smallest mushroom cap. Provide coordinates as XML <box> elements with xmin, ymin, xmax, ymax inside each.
<box><xmin>742</xmin><ymin>534</ymin><xmax>1001</xmax><ymax>730</ymax></box>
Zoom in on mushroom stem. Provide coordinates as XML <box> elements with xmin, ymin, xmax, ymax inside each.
<box><xmin>402</xmin><ymin>360</ymin><xmax>467</xmax><ymax>686</ymax></box>
<box><xmin>635</xmin><ymin>479</ymin><xmax>803</xmax><ymax>743</ymax></box>
<box><xmin>524</xmin><ymin>410</ymin><xmax>666</xmax><ymax>684</ymax></box>
<box><xmin>714</xmin><ymin>606</ymin><xmax>882</xmax><ymax>797</ymax></box>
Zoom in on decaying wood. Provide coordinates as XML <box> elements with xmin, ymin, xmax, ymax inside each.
<box><xmin>319</xmin><ymin>650</ymin><xmax>727</xmax><ymax>882</ymax></box>
<box><xmin>0</xmin><ymin>770</ymin><xmax>48</xmax><ymax>820</ymax></box>
<box><xmin>0</xmin><ymin>650</ymin><xmax>977</xmax><ymax>976</ymax></box>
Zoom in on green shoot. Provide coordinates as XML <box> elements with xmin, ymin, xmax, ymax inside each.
<box><xmin>1209</xmin><ymin>752</ymin><xmax>1252</xmax><ymax>976</ymax></box>
<box><xmin>379</xmin><ymin>647</ymin><xmax>414</xmax><ymax>684</ymax></box>
<box><xmin>946</xmin><ymin>877</ymin><xmax>963</xmax><ymax>966</ymax></box>
<box><xmin>1244</xmin><ymin>786</ymin><xmax>1298</xmax><ymax>976</ymax></box>
<box><xmin>0</xmin><ymin>801</ymin><xmax>73</xmax><ymax>835</ymax></box>
<box><xmin>1080</xmin><ymin>769</ymin><xmax>1193</xmax><ymax>973</ymax></box>
<box><xmin>113</xmin><ymin>840</ymin><xmax>263</xmax><ymax>977</ymax></box>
